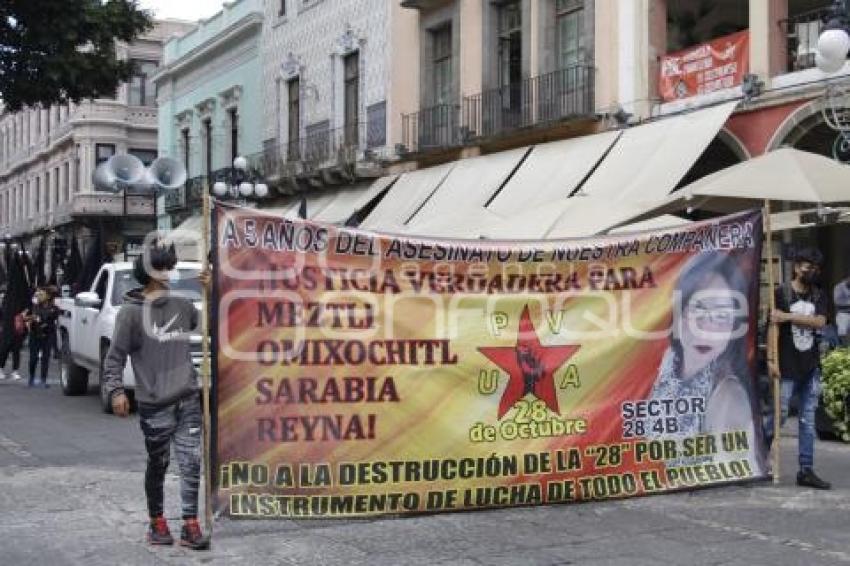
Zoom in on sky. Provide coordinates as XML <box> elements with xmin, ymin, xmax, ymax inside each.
<box><xmin>138</xmin><ymin>0</ymin><xmax>224</xmax><ymax>22</ymax></box>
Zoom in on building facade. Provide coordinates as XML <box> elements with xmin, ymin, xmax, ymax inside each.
<box><xmin>0</xmin><ymin>20</ymin><xmax>192</xmax><ymax>266</ymax></box>
<box><xmin>399</xmin><ymin>0</ymin><xmax>598</xmax><ymax>159</ymax></box>
<box><xmin>154</xmin><ymin>0</ymin><xmax>265</xmax><ymax>230</ymax></box>
<box><xmin>376</xmin><ymin>0</ymin><xmax>849</xmax><ymax>308</ymax></box>
<box><xmin>254</xmin><ymin>0</ymin><xmax>418</xmax><ymax>199</ymax></box>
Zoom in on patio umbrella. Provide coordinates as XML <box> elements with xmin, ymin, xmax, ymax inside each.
<box><xmin>609</xmin><ymin>148</ymin><xmax>850</xmax><ymax>228</ymax></box>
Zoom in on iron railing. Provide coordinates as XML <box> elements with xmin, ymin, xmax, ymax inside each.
<box><xmin>402</xmin><ymin>104</ymin><xmax>462</xmax><ymax>151</ymax></box>
<box><xmin>402</xmin><ymin>65</ymin><xmax>595</xmax><ymax>153</ymax></box>
<box><xmin>781</xmin><ymin>6</ymin><xmax>836</xmax><ymax>73</ymax></box>
<box><xmin>247</xmin><ymin>121</ymin><xmax>371</xmax><ymax>179</ymax></box>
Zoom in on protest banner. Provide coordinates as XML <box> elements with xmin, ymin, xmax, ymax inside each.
<box><xmin>659</xmin><ymin>30</ymin><xmax>749</xmax><ymax>102</ymax></box>
<box><xmin>211</xmin><ymin>203</ymin><xmax>768</xmax><ymax>518</ymax></box>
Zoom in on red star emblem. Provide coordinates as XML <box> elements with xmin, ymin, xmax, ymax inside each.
<box><xmin>478</xmin><ymin>306</ymin><xmax>580</xmax><ymax>419</ymax></box>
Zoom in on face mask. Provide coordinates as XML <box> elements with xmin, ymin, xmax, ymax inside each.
<box><xmin>800</xmin><ymin>272</ymin><xmax>815</xmax><ymax>285</ymax></box>
<box><xmin>32</xmin><ymin>297</ymin><xmax>39</xmax><ymax>306</ymax></box>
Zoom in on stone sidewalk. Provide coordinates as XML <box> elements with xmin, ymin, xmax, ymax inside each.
<box><xmin>1</xmin><ymin>363</ymin><xmax>849</xmax><ymax>566</ymax></box>
<box><xmin>1</xmin><ymin>443</ymin><xmax>849</xmax><ymax>566</ymax></box>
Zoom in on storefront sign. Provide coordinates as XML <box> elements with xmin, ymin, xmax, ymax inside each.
<box><xmin>212</xmin><ymin>204</ymin><xmax>768</xmax><ymax>518</ymax></box>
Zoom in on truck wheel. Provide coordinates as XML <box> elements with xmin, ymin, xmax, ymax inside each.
<box><xmin>59</xmin><ymin>333</ymin><xmax>89</xmax><ymax>396</ymax></box>
<box><xmin>99</xmin><ymin>346</ymin><xmax>113</xmax><ymax>414</ymax></box>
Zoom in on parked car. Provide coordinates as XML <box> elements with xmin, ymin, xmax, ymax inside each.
<box><xmin>57</xmin><ymin>261</ymin><xmax>203</xmax><ymax>412</ymax></box>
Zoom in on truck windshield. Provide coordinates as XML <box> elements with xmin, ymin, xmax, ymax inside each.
<box><xmin>112</xmin><ymin>269</ymin><xmax>203</xmax><ymax>305</ymax></box>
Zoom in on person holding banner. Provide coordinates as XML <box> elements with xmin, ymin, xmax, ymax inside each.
<box><xmin>766</xmin><ymin>247</ymin><xmax>831</xmax><ymax>490</ymax></box>
<box><xmin>102</xmin><ymin>243</ymin><xmax>211</xmax><ymax>549</ymax></box>
<box><xmin>649</xmin><ymin>251</ymin><xmax>763</xmax><ymax>471</ymax></box>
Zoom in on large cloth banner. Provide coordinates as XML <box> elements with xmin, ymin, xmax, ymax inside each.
<box><xmin>659</xmin><ymin>30</ymin><xmax>749</xmax><ymax>102</ymax></box>
<box><xmin>212</xmin><ymin>204</ymin><xmax>768</xmax><ymax>518</ymax></box>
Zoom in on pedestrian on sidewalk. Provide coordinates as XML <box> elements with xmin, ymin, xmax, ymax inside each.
<box><xmin>0</xmin><ymin>249</ymin><xmax>32</xmax><ymax>381</ymax></box>
<box><xmin>834</xmin><ymin>274</ymin><xmax>850</xmax><ymax>346</ymax></box>
<box><xmin>102</xmin><ymin>242</ymin><xmax>209</xmax><ymax>550</ymax></box>
<box><xmin>766</xmin><ymin>247</ymin><xmax>831</xmax><ymax>490</ymax></box>
<box><xmin>0</xmin><ymin>316</ymin><xmax>25</xmax><ymax>381</ymax></box>
<box><xmin>24</xmin><ymin>287</ymin><xmax>59</xmax><ymax>388</ymax></box>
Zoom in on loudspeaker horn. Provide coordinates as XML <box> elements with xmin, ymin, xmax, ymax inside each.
<box><xmin>146</xmin><ymin>156</ymin><xmax>187</xmax><ymax>191</ymax></box>
<box><xmin>93</xmin><ymin>154</ymin><xmax>146</xmax><ymax>192</ymax></box>
<box><xmin>92</xmin><ymin>161</ymin><xmax>118</xmax><ymax>193</ymax></box>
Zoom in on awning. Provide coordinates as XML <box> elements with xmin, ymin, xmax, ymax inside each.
<box><xmin>259</xmin><ymin>202</ymin><xmax>302</xmax><ymax>219</ymax></box>
<box><xmin>406</xmin><ymin>148</ymin><xmax>529</xmax><ymax>226</ymax></box>
<box><xmin>487</xmin><ymin>131</ymin><xmax>620</xmax><ymax>216</ymax></box>
<box><xmin>579</xmin><ymin>101</ymin><xmax>738</xmax><ymax>202</ymax></box>
<box><xmin>477</xmin><ymin>197</ymin><xmax>660</xmax><ymax>240</ymax></box>
<box><xmin>479</xmin><ymin>200</ymin><xmax>575</xmax><ymax>239</ymax></box>
<box><xmin>246</xmin><ymin>178</ymin><xmax>399</xmax><ymax>226</ymax></box>
<box><xmin>314</xmin><ymin>176</ymin><xmax>398</xmax><ymax>224</ymax></box>
<box><xmin>401</xmin><ymin>207</ymin><xmax>506</xmax><ymax>238</ymax></box>
<box><xmin>545</xmin><ymin>197</ymin><xmax>661</xmax><ymax>239</ymax></box>
<box><xmin>361</xmin><ymin>163</ymin><xmax>455</xmax><ymax>232</ymax></box>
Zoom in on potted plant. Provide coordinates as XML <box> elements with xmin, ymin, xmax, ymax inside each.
<box><xmin>820</xmin><ymin>347</ymin><xmax>850</xmax><ymax>442</ymax></box>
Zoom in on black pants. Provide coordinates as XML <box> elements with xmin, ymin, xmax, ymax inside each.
<box><xmin>138</xmin><ymin>393</ymin><xmax>202</xmax><ymax>518</ymax></box>
<box><xmin>28</xmin><ymin>335</ymin><xmax>51</xmax><ymax>384</ymax></box>
<box><xmin>0</xmin><ymin>335</ymin><xmax>23</xmax><ymax>371</ymax></box>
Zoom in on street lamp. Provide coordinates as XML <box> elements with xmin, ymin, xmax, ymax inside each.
<box><xmin>211</xmin><ymin>156</ymin><xmax>268</xmax><ymax>200</ymax></box>
<box><xmin>816</xmin><ymin>1</ymin><xmax>850</xmax><ymax>73</ymax></box>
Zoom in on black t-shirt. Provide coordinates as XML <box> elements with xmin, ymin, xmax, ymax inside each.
<box><xmin>775</xmin><ymin>284</ymin><xmax>827</xmax><ymax>379</ymax></box>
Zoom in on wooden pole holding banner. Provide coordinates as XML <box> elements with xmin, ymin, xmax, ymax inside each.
<box><xmin>764</xmin><ymin>199</ymin><xmax>780</xmax><ymax>485</ymax></box>
<box><xmin>200</xmin><ymin>185</ymin><xmax>214</xmax><ymax>537</ymax></box>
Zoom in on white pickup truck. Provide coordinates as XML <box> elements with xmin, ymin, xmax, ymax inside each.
<box><xmin>57</xmin><ymin>261</ymin><xmax>203</xmax><ymax>412</ymax></box>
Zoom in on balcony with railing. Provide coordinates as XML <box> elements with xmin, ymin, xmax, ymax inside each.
<box><xmin>781</xmin><ymin>6</ymin><xmax>835</xmax><ymax>73</ymax></box>
<box><xmin>402</xmin><ymin>65</ymin><xmax>595</xmax><ymax>154</ymax></box>
<box><xmin>3</xmin><ymin>191</ymin><xmax>155</xmax><ymax>237</ymax></box>
<box><xmin>247</xmin><ymin>121</ymin><xmax>384</xmax><ymax>193</ymax></box>
<box><xmin>69</xmin><ymin>191</ymin><xmax>156</xmax><ymax>217</ymax></box>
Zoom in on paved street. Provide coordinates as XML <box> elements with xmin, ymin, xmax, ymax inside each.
<box><xmin>0</xmin><ymin>354</ymin><xmax>849</xmax><ymax>566</ymax></box>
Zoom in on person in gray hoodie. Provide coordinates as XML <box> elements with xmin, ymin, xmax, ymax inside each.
<box><xmin>103</xmin><ymin>242</ymin><xmax>209</xmax><ymax>550</ymax></box>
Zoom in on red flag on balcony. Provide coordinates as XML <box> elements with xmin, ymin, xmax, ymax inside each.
<box><xmin>659</xmin><ymin>30</ymin><xmax>749</xmax><ymax>103</ymax></box>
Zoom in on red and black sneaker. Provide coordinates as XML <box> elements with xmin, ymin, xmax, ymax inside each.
<box><xmin>179</xmin><ymin>517</ymin><xmax>210</xmax><ymax>550</ymax></box>
<box><xmin>146</xmin><ymin>516</ymin><xmax>173</xmax><ymax>546</ymax></box>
